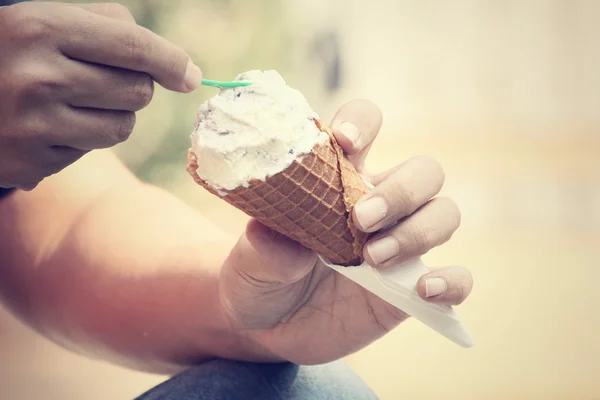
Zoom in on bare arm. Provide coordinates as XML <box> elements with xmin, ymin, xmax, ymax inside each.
<box><xmin>0</xmin><ymin>100</ymin><xmax>475</xmax><ymax>373</ymax></box>
<box><xmin>0</xmin><ymin>150</ymin><xmax>277</xmax><ymax>374</ymax></box>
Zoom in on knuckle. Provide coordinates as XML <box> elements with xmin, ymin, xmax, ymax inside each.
<box><xmin>408</xmin><ymin>224</ymin><xmax>431</xmax><ymax>251</ymax></box>
<box><xmin>113</xmin><ymin>112</ymin><xmax>136</xmax><ymax>143</ymax></box>
<box><xmin>0</xmin><ymin>4</ymin><xmax>25</xmax><ymax>31</ymax></box>
<box><xmin>15</xmin><ymin>66</ymin><xmax>65</xmax><ymax>100</ymax></box>
<box><xmin>389</xmin><ymin>181</ymin><xmax>417</xmax><ymax>216</ymax></box>
<box><xmin>164</xmin><ymin>55</ymin><xmax>184</xmax><ymax>83</ymax></box>
<box><xmin>128</xmin><ymin>75</ymin><xmax>154</xmax><ymax>110</ymax></box>
<box><xmin>102</xmin><ymin>3</ymin><xmax>134</xmax><ymax>21</ymax></box>
<box><xmin>21</xmin><ymin>17</ymin><xmax>55</xmax><ymax>41</ymax></box>
<box><xmin>7</xmin><ymin>116</ymin><xmax>53</xmax><ymax>144</ymax></box>
<box><xmin>1</xmin><ymin>4</ymin><xmax>56</xmax><ymax>41</ymax></box>
<box><xmin>124</xmin><ymin>28</ymin><xmax>151</xmax><ymax>68</ymax></box>
<box><xmin>25</xmin><ymin>119</ymin><xmax>53</xmax><ymax>142</ymax></box>
<box><xmin>394</xmin><ymin>222</ymin><xmax>431</xmax><ymax>254</ymax></box>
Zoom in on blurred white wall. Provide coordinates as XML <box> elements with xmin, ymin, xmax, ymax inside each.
<box><xmin>287</xmin><ymin>0</ymin><xmax>600</xmax><ymax>131</ymax></box>
<box><xmin>286</xmin><ymin>2</ymin><xmax>600</xmax><ymax>399</ymax></box>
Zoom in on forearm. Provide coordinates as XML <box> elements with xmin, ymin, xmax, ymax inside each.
<box><xmin>66</xmin><ymin>185</ymin><xmax>287</xmax><ymax>372</ymax></box>
<box><xmin>0</xmin><ymin>152</ymin><xmax>281</xmax><ymax>374</ymax></box>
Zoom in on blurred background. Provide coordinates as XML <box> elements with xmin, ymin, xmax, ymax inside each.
<box><xmin>1</xmin><ymin>0</ymin><xmax>599</xmax><ymax>398</ymax></box>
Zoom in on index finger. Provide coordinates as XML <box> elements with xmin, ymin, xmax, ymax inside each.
<box><xmin>57</xmin><ymin>6</ymin><xmax>202</xmax><ymax>93</ymax></box>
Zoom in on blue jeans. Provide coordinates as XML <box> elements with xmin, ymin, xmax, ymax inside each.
<box><xmin>135</xmin><ymin>359</ymin><xmax>379</xmax><ymax>400</ymax></box>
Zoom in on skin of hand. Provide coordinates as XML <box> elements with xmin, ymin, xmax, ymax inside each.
<box><xmin>0</xmin><ymin>2</ymin><xmax>203</xmax><ymax>190</ymax></box>
<box><xmin>0</xmin><ymin>96</ymin><xmax>471</xmax><ymax>373</ymax></box>
<box><xmin>219</xmin><ymin>100</ymin><xmax>473</xmax><ymax>364</ymax></box>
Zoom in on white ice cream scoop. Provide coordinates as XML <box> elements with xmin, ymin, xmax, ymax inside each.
<box><xmin>192</xmin><ymin>70</ymin><xmax>329</xmax><ymax>192</ymax></box>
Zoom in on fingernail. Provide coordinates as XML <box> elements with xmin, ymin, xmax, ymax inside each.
<box><xmin>425</xmin><ymin>278</ymin><xmax>447</xmax><ymax>297</ymax></box>
<box><xmin>367</xmin><ymin>236</ymin><xmax>399</xmax><ymax>265</ymax></box>
<box><xmin>338</xmin><ymin>121</ymin><xmax>361</xmax><ymax>144</ymax></box>
<box><xmin>184</xmin><ymin>60</ymin><xmax>203</xmax><ymax>91</ymax></box>
<box><xmin>354</xmin><ymin>197</ymin><xmax>387</xmax><ymax>230</ymax></box>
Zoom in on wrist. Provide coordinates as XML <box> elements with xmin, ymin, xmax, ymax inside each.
<box><xmin>213</xmin><ymin>291</ymin><xmax>286</xmax><ymax>363</ymax></box>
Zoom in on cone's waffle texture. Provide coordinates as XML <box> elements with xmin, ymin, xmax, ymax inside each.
<box><xmin>186</xmin><ymin>119</ymin><xmax>369</xmax><ymax>266</ymax></box>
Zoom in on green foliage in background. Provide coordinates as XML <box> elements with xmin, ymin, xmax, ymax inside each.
<box><xmin>131</xmin><ymin>0</ymin><xmax>293</xmax><ymax>187</ymax></box>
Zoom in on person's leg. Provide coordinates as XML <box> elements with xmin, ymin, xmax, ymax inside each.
<box><xmin>135</xmin><ymin>359</ymin><xmax>379</xmax><ymax>400</ymax></box>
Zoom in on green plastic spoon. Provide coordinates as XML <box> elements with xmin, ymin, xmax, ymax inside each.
<box><xmin>201</xmin><ymin>79</ymin><xmax>253</xmax><ymax>89</ymax></box>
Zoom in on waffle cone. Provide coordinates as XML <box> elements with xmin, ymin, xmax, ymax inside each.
<box><xmin>186</xmin><ymin>119</ymin><xmax>369</xmax><ymax>266</ymax></box>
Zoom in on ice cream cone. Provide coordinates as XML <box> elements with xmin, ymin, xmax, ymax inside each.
<box><xmin>186</xmin><ymin>118</ymin><xmax>369</xmax><ymax>266</ymax></box>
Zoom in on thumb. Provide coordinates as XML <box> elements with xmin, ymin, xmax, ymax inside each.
<box><xmin>241</xmin><ymin>219</ymin><xmax>317</xmax><ymax>284</ymax></box>
<box><xmin>219</xmin><ymin>219</ymin><xmax>317</xmax><ymax>329</ymax></box>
